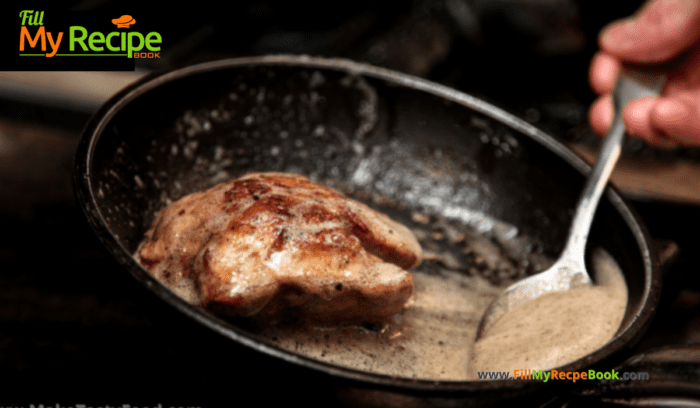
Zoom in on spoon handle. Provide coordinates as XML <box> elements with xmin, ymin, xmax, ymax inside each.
<box><xmin>562</xmin><ymin>68</ymin><xmax>667</xmax><ymax>263</ymax></box>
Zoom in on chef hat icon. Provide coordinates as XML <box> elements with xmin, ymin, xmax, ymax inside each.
<box><xmin>112</xmin><ymin>15</ymin><xmax>136</xmax><ymax>28</ymax></box>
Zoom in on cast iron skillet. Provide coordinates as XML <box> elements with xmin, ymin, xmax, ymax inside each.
<box><xmin>74</xmin><ymin>56</ymin><xmax>661</xmax><ymax>406</ymax></box>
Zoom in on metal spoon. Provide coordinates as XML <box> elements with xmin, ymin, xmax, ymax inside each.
<box><xmin>475</xmin><ymin>66</ymin><xmax>667</xmax><ymax>340</ymax></box>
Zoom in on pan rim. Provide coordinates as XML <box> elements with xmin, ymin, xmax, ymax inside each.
<box><xmin>73</xmin><ymin>54</ymin><xmax>659</xmax><ymax>394</ymax></box>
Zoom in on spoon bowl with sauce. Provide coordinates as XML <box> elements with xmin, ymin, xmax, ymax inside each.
<box><xmin>476</xmin><ymin>67</ymin><xmax>668</xmax><ymax>341</ymax></box>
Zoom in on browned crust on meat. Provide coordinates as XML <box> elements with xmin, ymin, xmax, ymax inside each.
<box><xmin>137</xmin><ymin>172</ymin><xmax>422</xmax><ymax>323</ymax></box>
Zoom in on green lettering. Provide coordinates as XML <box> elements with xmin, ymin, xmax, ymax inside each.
<box><xmin>88</xmin><ymin>31</ymin><xmax>105</xmax><ymax>51</ymax></box>
<box><xmin>588</xmin><ymin>369</ymin><xmax>596</xmax><ymax>380</ymax></box>
<box><xmin>19</xmin><ymin>10</ymin><xmax>33</xmax><ymax>26</ymax></box>
<box><xmin>127</xmin><ymin>32</ymin><xmax>144</xmax><ymax>57</ymax></box>
<box><xmin>145</xmin><ymin>32</ymin><xmax>161</xmax><ymax>51</ymax></box>
<box><xmin>611</xmin><ymin>369</ymin><xmax>619</xmax><ymax>380</ymax></box>
<box><xmin>106</xmin><ymin>32</ymin><xmax>120</xmax><ymax>51</ymax></box>
<box><xmin>543</xmin><ymin>371</ymin><xmax>550</xmax><ymax>383</ymax></box>
<box><xmin>604</xmin><ymin>372</ymin><xmax>611</xmax><ymax>380</ymax></box>
<box><xmin>70</xmin><ymin>26</ymin><xmax>88</xmax><ymax>51</ymax></box>
<box><xmin>532</xmin><ymin>370</ymin><xmax>543</xmax><ymax>380</ymax></box>
<box><xmin>596</xmin><ymin>372</ymin><xmax>604</xmax><ymax>380</ymax></box>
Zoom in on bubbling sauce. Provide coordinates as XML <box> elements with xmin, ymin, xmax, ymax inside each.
<box><xmin>251</xmin><ymin>270</ymin><xmax>501</xmax><ymax>380</ymax></box>
<box><xmin>247</xmin><ymin>248</ymin><xmax>627</xmax><ymax>380</ymax></box>
<box><xmin>137</xmin><ymin>242</ymin><xmax>627</xmax><ymax>381</ymax></box>
<box><xmin>470</xmin><ymin>248</ymin><xmax>628</xmax><ymax>376</ymax></box>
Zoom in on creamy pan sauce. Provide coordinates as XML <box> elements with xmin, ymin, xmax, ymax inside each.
<box><xmin>252</xmin><ymin>270</ymin><xmax>500</xmax><ymax>380</ymax></box>
<box><xmin>251</xmin><ymin>248</ymin><xmax>627</xmax><ymax>380</ymax></box>
<box><xmin>470</xmin><ymin>249</ymin><xmax>628</xmax><ymax>376</ymax></box>
<box><xmin>138</xmin><ymin>244</ymin><xmax>627</xmax><ymax>381</ymax></box>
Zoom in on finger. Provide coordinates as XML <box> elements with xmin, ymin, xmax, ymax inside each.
<box><xmin>623</xmin><ymin>98</ymin><xmax>679</xmax><ymax>148</ymax></box>
<box><xmin>590</xmin><ymin>52</ymin><xmax>620</xmax><ymax>95</ymax></box>
<box><xmin>599</xmin><ymin>0</ymin><xmax>700</xmax><ymax>63</ymax></box>
<box><xmin>589</xmin><ymin>94</ymin><xmax>614</xmax><ymax>135</ymax></box>
<box><xmin>651</xmin><ymin>97</ymin><xmax>700</xmax><ymax>145</ymax></box>
<box><xmin>590</xmin><ymin>95</ymin><xmax>678</xmax><ymax>147</ymax></box>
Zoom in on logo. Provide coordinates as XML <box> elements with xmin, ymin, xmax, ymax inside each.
<box><xmin>3</xmin><ymin>10</ymin><xmax>164</xmax><ymax>71</ymax></box>
<box><xmin>112</xmin><ymin>15</ymin><xmax>136</xmax><ymax>28</ymax></box>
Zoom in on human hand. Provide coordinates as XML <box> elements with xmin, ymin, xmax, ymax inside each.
<box><xmin>589</xmin><ymin>0</ymin><xmax>700</xmax><ymax>147</ymax></box>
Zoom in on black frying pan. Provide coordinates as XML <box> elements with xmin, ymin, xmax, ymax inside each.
<box><xmin>74</xmin><ymin>56</ymin><xmax>663</xmax><ymax>406</ymax></box>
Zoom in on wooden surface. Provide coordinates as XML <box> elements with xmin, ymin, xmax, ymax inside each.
<box><xmin>569</xmin><ymin>142</ymin><xmax>700</xmax><ymax>205</ymax></box>
<box><xmin>0</xmin><ymin>71</ymin><xmax>147</xmax><ymax>112</ymax></box>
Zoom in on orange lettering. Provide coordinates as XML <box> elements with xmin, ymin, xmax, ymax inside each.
<box><xmin>45</xmin><ymin>31</ymin><xmax>62</xmax><ymax>57</ymax></box>
<box><xmin>19</xmin><ymin>26</ymin><xmax>45</xmax><ymax>51</ymax></box>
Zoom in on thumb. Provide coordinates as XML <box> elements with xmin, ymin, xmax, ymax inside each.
<box><xmin>600</xmin><ymin>0</ymin><xmax>700</xmax><ymax>63</ymax></box>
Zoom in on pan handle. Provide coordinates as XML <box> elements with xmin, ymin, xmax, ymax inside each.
<box><xmin>651</xmin><ymin>239</ymin><xmax>680</xmax><ymax>278</ymax></box>
<box><xmin>539</xmin><ymin>345</ymin><xmax>700</xmax><ymax>408</ymax></box>
<box><xmin>591</xmin><ymin>344</ymin><xmax>700</xmax><ymax>397</ymax></box>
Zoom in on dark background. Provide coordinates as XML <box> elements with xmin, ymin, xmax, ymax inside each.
<box><xmin>2</xmin><ymin>0</ymin><xmax>700</xmax><ymax>406</ymax></box>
